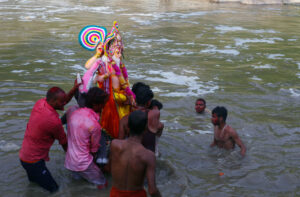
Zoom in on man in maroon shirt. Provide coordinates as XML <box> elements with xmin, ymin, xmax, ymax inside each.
<box><xmin>19</xmin><ymin>82</ymin><xmax>79</xmax><ymax>193</ymax></box>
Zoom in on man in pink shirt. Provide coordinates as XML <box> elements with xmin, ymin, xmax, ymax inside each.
<box><xmin>19</xmin><ymin>81</ymin><xmax>79</xmax><ymax>193</ymax></box>
<box><xmin>65</xmin><ymin>87</ymin><xmax>108</xmax><ymax>189</ymax></box>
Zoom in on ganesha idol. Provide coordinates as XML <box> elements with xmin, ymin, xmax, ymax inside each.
<box><xmin>90</xmin><ymin>21</ymin><xmax>135</xmax><ymax>139</ymax></box>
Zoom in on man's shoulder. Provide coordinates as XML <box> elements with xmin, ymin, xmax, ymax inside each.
<box><xmin>148</xmin><ymin>108</ymin><xmax>160</xmax><ymax>116</ymax></box>
<box><xmin>226</xmin><ymin>125</ymin><xmax>237</xmax><ymax>135</ymax></box>
<box><xmin>138</xmin><ymin>146</ymin><xmax>155</xmax><ymax>160</ymax></box>
<box><xmin>111</xmin><ymin>139</ymin><xmax>125</xmax><ymax>149</ymax></box>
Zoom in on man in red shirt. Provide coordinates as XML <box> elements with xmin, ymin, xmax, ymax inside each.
<box><xmin>19</xmin><ymin>82</ymin><xmax>79</xmax><ymax>193</ymax></box>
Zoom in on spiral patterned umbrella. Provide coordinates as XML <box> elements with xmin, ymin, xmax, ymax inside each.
<box><xmin>78</xmin><ymin>25</ymin><xmax>107</xmax><ymax>51</ymax></box>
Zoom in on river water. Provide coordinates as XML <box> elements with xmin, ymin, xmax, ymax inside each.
<box><xmin>0</xmin><ymin>0</ymin><xmax>300</xmax><ymax>196</ymax></box>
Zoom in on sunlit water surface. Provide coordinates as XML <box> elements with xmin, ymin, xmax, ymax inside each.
<box><xmin>0</xmin><ymin>0</ymin><xmax>300</xmax><ymax>196</ymax></box>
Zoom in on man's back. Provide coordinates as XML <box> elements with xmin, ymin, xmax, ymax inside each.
<box><xmin>110</xmin><ymin>110</ymin><xmax>161</xmax><ymax>197</ymax></box>
<box><xmin>65</xmin><ymin>107</ymin><xmax>101</xmax><ymax>171</ymax></box>
<box><xmin>110</xmin><ymin>139</ymin><xmax>155</xmax><ymax>191</ymax></box>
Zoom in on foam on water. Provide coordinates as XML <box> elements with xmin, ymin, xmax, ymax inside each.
<box><xmin>127</xmin><ymin>10</ymin><xmax>234</xmax><ymax>25</ymax></box>
<box><xmin>252</xmin><ymin>64</ymin><xmax>276</xmax><ymax>69</ymax></box>
<box><xmin>289</xmin><ymin>88</ymin><xmax>300</xmax><ymax>97</ymax></box>
<box><xmin>69</xmin><ymin>64</ymin><xmax>86</xmax><ymax>72</ymax></box>
<box><xmin>201</xmin><ymin>45</ymin><xmax>240</xmax><ymax>56</ymax></box>
<box><xmin>266</xmin><ymin>54</ymin><xmax>285</xmax><ymax>59</ymax></box>
<box><xmin>135</xmin><ymin>38</ymin><xmax>173</xmax><ymax>44</ymax></box>
<box><xmin>177</xmin><ymin>11</ymin><xmax>208</xmax><ymax>18</ymax></box>
<box><xmin>11</xmin><ymin>70</ymin><xmax>25</xmax><ymax>73</ymax></box>
<box><xmin>151</xmin><ymin>87</ymin><xmax>163</xmax><ymax>93</ymax></box>
<box><xmin>7</xmin><ymin>4</ymin><xmax>113</xmax><ymax>22</ymax></box>
<box><xmin>0</xmin><ymin>140</ymin><xmax>19</xmax><ymax>152</ymax></box>
<box><xmin>63</xmin><ymin>59</ymin><xmax>76</xmax><ymax>62</ymax></box>
<box><xmin>34</xmin><ymin>68</ymin><xmax>44</xmax><ymax>72</ymax></box>
<box><xmin>50</xmin><ymin>49</ymin><xmax>75</xmax><ymax>56</ymax></box>
<box><xmin>215</xmin><ymin>25</ymin><xmax>278</xmax><ymax>34</ymax></box>
<box><xmin>34</xmin><ymin>60</ymin><xmax>46</xmax><ymax>63</ymax></box>
<box><xmin>235</xmin><ymin>37</ymin><xmax>284</xmax><ymax>47</ymax></box>
<box><xmin>165</xmin><ymin>51</ymin><xmax>194</xmax><ymax>56</ymax></box>
<box><xmin>121</xmin><ymin>13</ymin><xmax>156</xmax><ymax>17</ymax></box>
<box><xmin>129</xmin><ymin>17</ymin><xmax>152</xmax><ymax>26</ymax></box>
<box><xmin>250</xmin><ymin>76</ymin><xmax>262</xmax><ymax>81</ymax></box>
<box><xmin>143</xmin><ymin>70</ymin><xmax>219</xmax><ymax>97</ymax></box>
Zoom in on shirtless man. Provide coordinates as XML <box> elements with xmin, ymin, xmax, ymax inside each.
<box><xmin>118</xmin><ymin>82</ymin><xmax>163</xmax><ymax>153</ymax></box>
<box><xmin>210</xmin><ymin>106</ymin><xmax>246</xmax><ymax>156</ymax></box>
<box><xmin>195</xmin><ymin>98</ymin><xmax>210</xmax><ymax>114</ymax></box>
<box><xmin>109</xmin><ymin>110</ymin><xmax>161</xmax><ymax>197</ymax></box>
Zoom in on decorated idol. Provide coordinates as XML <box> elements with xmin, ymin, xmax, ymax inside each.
<box><xmin>96</xmin><ymin>21</ymin><xmax>135</xmax><ymax>139</ymax></box>
<box><xmin>79</xmin><ymin>21</ymin><xmax>135</xmax><ymax>139</ymax></box>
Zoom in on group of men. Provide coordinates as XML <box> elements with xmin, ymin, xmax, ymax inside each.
<box><xmin>19</xmin><ymin>22</ymin><xmax>246</xmax><ymax>196</ymax></box>
<box><xmin>19</xmin><ymin>21</ymin><xmax>164</xmax><ymax>196</ymax></box>
<box><xmin>195</xmin><ymin>98</ymin><xmax>246</xmax><ymax>156</ymax></box>
<box><xmin>19</xmin><ymin>81</ymin><xmax>163</xmax><ymax>197</ymax></box>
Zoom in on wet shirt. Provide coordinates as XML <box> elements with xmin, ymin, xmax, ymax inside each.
<box><xmin>65</xmin><ymin>106</ymin><xmax>101</xmax><ymax>171</ymax></box>
<box><xmin>19</xmin><ymin>98</ymin><xmax>67</xmax><ymax>162</ymax></box>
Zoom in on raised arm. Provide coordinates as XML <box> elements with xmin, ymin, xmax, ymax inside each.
<box><xmin>230</xmin><ymin>129</ymin><xmax>246</xmax><ymax>156</ymax></box>
<box><xmin>146</xmin><ymin>154</ymin><xmax>161</xmax><ymax>197</ymax></box>
<box><xmin>65</xmin><ymin>79</ymin><xmax>81</xmax><ymax>104</ymax></box>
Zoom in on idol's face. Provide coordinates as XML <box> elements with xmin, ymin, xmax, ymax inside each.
<box><xmin>114</xmin><ymin>48</ymin><xmax>121</xmax><ymax>59</ymax></box>
<box><xmin>96</xmin><ymin>42</ymin><xmax>103</xmax><ymax>54</ymax></box>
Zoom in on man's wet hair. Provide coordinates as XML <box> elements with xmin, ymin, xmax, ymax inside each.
<box><xmin>212</xmin><ymin>106</ymin><xmax>228</xmax><ymax>121</ymax></box>
<box><xmin>132</xmin><ymin>82</ymin><xmax>147</xmax><ymax>95</ymax></box>
<box><xmin>196</xmin><ymin>98</ymin><xmax>206</xmax><ymax>105</ymax></box>
<box><xmin>132</xmin><ymin>82</ymin><xmax>153</xmax><ymax>106</ymax></box>
<box><xmin>150</xmin><ymin>99</ymin><xmax>163</xmax><ymax>110</ymax></box>
<box><xmin>128</xmin><ymin>110</ymin><xmax>148</xmax><ymax>136</ymax></box>
<box><xmin>85</xmin><ymin>87</ymin><xmax>108</xmax><ymax>108</ymax></box>
<box><xmin>46</xmin><ymin>87</ymin><xmax>65</xmax><ymax>102</ymax></box>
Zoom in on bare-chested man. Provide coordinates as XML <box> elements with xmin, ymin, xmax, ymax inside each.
<box><xmin>195</xmin><ymin>98</ymin><xmax>211</xmax><ymax>114</ymax></box>
<box><xmin>118</xmin><ymin>82</ymin><xmax>164</xmax><ymax>154</ymax></box>
<box><xmin>210</xmin><ymin>106</ymin><xmax>246</xmax><ymax>156</ymax></box>
<box><xmin>109</xmin><ymin>110</ymin><xmax>161</xmax><ymax>197</ymax></box>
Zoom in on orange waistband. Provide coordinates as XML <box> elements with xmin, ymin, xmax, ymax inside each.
<box><xmin>110</xmin><ymin>186</ymin><xmax>146</xmax><ymax>197</ymax></box>
<box><xmin>20</xmin><ymin>158</ymin><xmax>41</xmax><ymax>164</ymax></box>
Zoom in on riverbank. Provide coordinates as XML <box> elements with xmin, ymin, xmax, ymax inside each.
<box><xmin>210</xmin><ymin>0</ymin><xmax>300</xmax><ymax>4</ymax></box>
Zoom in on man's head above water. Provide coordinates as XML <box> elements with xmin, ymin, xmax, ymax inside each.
<box><xmin>195</xmin><ymin>98</ymin><xmax>206</xmax><ymax>113</ymax></box>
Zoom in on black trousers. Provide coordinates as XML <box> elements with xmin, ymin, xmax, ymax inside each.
<box><xmin>20</xmin><ymin>160</ymin><xmax>59</xmax><ymax>193</ymax></box>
